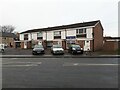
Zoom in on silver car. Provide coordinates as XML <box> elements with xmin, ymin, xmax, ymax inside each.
<box><xmin>0</xmin><ymin>44</ymin><xmax>5</xmax><ymax>53</ymax></box>
<box><xmin>51</xmin><ymin>45</ymin><xmax>64</xmax><ymax>55</ymax></box>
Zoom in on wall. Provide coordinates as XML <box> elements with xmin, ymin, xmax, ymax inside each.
<box><xmin>28</xmin><ymin>33</ymin><xmax>31</xmax><ymax>40</ymax></box>
<box><xmin>32</xmin><ymin>33</ymin><xmax>37</xmax><ymax>40</ymax></box>
<box><xmin>0</xmin><ymin>37</ymin><xmax>2</xmax><ymax>44</ymax></box>
<box><xmin>47</xmin><ymin>31</ymin><xmax>53</xmax><ymax>41</ymax></box>
<box><xmin>103</xmin><ymin>41</ymin><xmax>118</xmax><ymax>51</ymax></box>
<box><xmin>61</xmin><ymin>30</ymin><xmax>66</xmax><ymax>39</ymax></box>
<box><xmin>86</xmin><ymin>28</ymin><xmax>93</xmax><ymax>38</ymax></box>
<box><xmin>66</xmin><ymin>29</ymin><xmax>76</xmax><ymax>36</ymax></box>
<box><xmin>43</xmin><ymin>32</ymin><xmax>46</xmax><ymax>40</ymax></box>
<box><xmin>20</xmin><ymin>34</ymin><xmax>24</xmax><ymax>40</ymax></box>
<box><xmin>93</xmin><ymin>22</ymin><xmax>103</xmax><ymax>51</ymax></box>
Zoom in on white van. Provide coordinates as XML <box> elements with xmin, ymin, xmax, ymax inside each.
<box><xmin>0</xmin><ymin>44</ymin><xmax>5</xmax><ymax>53</ymax></box>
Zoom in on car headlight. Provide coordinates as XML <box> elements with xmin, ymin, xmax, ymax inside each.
<box><xmin>33</xmin><ymin>49</ymin><xmax>35</xmax><ymax>51</ymax></box>
<box><xmin>61</xmin><ymin>49</ymin><xmax>64</xmax><ymax>51</ymax></box>
<box><xmin>72</xmin><ymin>48</ymin><xmax>76</xmax><ymax>50</ymax></box>
<box><xmin>81</xmin><ymin>48</ymin><xmax>83</xmax><ymax>50</ymax></box>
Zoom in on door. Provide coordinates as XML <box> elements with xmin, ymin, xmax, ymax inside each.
<box><xmin>84</xmin><ymin>40</ymin><xmax>90</xmax><ymax>51</ymax></box>
<box><xmin>24</xmin><ymin>41</ymin><xmax>27</xmax><ymax>49</ymax></box>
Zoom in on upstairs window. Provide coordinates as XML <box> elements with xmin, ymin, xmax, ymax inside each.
<box><xmin>37</xmin><ymin>32</ymin><xmax>43</xmax><ymax>39</ymax></box>
<box><xmin>76</xmin><ymin>28</ymin><xmax>86</xmax><ymax>38</ymax></box>
<box><xmin>24</xmin><ymin>34</ymin><xmax>28</xmax><ymax>40</ymax></box>
<box><xmin>54</xmin><ymin>31</ymin><xmax>61</xmax><ymax>39</ymax></box>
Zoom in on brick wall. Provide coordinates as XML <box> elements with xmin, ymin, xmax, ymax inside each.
<box><xmin>0</xmin><ymin>37</ymin><xmax>2</xmax><ymax>43</ymax></box>
<box><xmin>93</xmin><ymin>22</ymin><xmax>103</xmax><ymax>51</ymax></box>
<box><xmin>103</xmin><ymin>41</ymin><xmax>118</xmax><ymax>51</ymax></box>
<box><xmin>62</xmin><ymin>41</ymin><xmax>66</xmax><ymax>49</ymax></box>
<box><xmin>27</xmin><ymin>41</ymin><xmax>32</xmax><ymax>49</ymax></box>
<box><xmin>20</xmin><ymin>42</ymin><xmax>24</xmax><ymax>49</ymax></box>
<box><xmin>76</xmin><ymin>40</ymin><xmax>84</xmax><ymax>48</ymax></box>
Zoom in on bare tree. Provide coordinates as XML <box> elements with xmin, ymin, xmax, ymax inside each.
<box><xmin>1</xmin><ymin>25</ymin><xmax>15</xmax><ymax>33</ymax></box>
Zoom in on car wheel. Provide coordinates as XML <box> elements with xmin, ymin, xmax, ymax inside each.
<box><xmin>72</xmin><ymin>51</ymin><xmax>74</xmax><ymax>54</ymax></box>
<box><xmin>51</xmin><ymin>50</ymin><xmax>53</xmax><ymax>53</ymax></box>
<box><xmin>32</xmin><ymin>52</ymin><xmax>35</xmax><ymax>55</ymax></box>
<box><xmin>1</xmin><ymin>49</ymin><xmax>4</xmax><ymax>53</ymax></box>
<box><xmin>80</xmin><ymin>50</ymin><xmax>83</xmax><ymax>54</ymax></box>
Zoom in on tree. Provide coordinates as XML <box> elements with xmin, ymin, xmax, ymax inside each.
<box><xmin>0</xmin><ymin>25</ymin><xmax>15</xmax><ymax>33</ymax></box>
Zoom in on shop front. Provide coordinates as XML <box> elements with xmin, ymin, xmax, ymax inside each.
<box><xmin>66</xmin><ymin>36</ymin><xmax>76</xmax><ymax>49</ymax></box>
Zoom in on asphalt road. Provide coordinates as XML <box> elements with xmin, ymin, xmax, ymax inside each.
<box><xmin>2</xmin><ymin>57</ymin><xmax>119</xmax><ymax>88</ymax></box>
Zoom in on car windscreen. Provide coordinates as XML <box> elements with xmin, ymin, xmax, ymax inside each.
<box><xmin>53</xmin><ymin>45</ymin><xmax>62</xmax><ymax>48</ymax></box>
<box><xmin>34</xmin><ymin>45</ymin><xmax>43</xmax><ymax>48</ymax></box>
<box><xmin>72</xmin><ymin>45</ymin><xmax>80</xmax><ymax>48</ymax></box>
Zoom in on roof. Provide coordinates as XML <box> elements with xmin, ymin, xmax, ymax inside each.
<box><xmin>0</xmin><ymin>32</ymin><xmax>17</xmax><ymax>38</ymax></box>
<box><xmin>20</xmin><ymin>20</ymin><xmax>102</xmax><ymax>34</ymax></box>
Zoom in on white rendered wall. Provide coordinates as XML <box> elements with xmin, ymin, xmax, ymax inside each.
<box><xmin>47</xmin><ymin>31</ymin><xmax>53</xmax><ymax>41</ymax></box>
<box><xmin>86</xmin><ymin>28</ymin><xmax>93</xmax><ymax>38</ymax></box>
<box><xmin>66</xmin><ymin>29</ymin><xmax>76</xmax><ymax>36</ymax></box>
<box><xmin>20</xmin><ymin>34</ymin><xmax>24</xmax><ymax>40</ymax></box>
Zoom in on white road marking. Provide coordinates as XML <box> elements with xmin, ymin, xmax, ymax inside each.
<box><xmin>10</xmin><ymin>58</ymin><xmax>18</xmax><ymax>60</ymax></box>
<box><xmin>78</xmin><ymin>64</ymin><xmax>118</xmax><ymax>66</ymax></box>
<box><xmin>3</xmin><ymin>62</ymin><xmax>42</xmax><ymax>67</ymax></box>
<box><xmin>63</xmin><ymin>63</ymin><xmax>119</xmax><ymax>66</ymax></box>
<box><xmin>73</xmin><ymin>63</ymin><xmax>79</xmax><ymax>66</ymax></box>
<box><xmin>3</xmin><ymin>64</ymin><xmax>38</xmax><ymax>67</ymax></box>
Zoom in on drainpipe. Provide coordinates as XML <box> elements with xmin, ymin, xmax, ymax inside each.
<box><xmin>46</xmin><ymin>31</ymin><xmax>47</xmax><ymax>49</ymax></box>
<box><xmin>65</xmin><ymin>29</ymin><xmax>67</xmax><ymax>49</ymax></box>
<box><xmin>92</xmin><ymin>30</ymin><xmax>94</xmax><ymax>52</ymax></box>
<box><xmin>30</xmin><ymin>33</ymin><xmax>32</xmax><ymax>48</ymax></box>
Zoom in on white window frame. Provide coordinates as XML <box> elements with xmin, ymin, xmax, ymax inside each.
<box><xmin>76</xmin><ymin>28</ymin><xmax>86</xmax><ymax>35</ymax></box>
<box><xmin>37</xmin><ymin>32</ymin><xmax>43</xmax><ymax>38</ymax></box>
<box><xmin>54</xmin><ymin>31</ymin><xmax>61</xmax><ymax>36</ymax></box>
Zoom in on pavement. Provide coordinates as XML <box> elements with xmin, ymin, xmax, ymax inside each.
<box><xmin>1</xmin><ymin>47</ymin><xmax>120</xmax><ymax>58</ymax></box>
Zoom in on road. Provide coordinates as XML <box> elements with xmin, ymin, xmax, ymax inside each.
<box><xmin>2</xmin><ymin>57</ymin><xmax>119</xmax><ymax>88</ymax></box>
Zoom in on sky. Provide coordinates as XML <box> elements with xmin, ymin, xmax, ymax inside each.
<box><xmin>0</xmin><ymin>0</ymin><xmax>119</xmax><ymax>37</ymax></box>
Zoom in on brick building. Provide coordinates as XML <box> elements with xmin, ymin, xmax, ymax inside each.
<box><xmin>103</xmin><ymin>37</ymin><xmax>120</xmax><ymax>51</ymax></box>
<box><xmin>0</xmin><ymin>32</ymin><xmax>17</xmax><ymax>47</ymax></box>
<box><xmin>20</xmin><ymin>20</ymin><xmax>103</xmax><ymax>51</ymax></box>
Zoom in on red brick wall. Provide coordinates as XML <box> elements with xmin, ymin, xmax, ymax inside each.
<box><xmin>53</xmin><ymin>41</ymin><xmax>58</xmax><ymax>45</ymax></box>
<box><xmin>93</xmin><ymin>22</ymin><xmax>103</xmax><ymax>51</ymax></box>
<box><xmin>90</xmin><ymin>40</ymin><xmax>93</xmax><ymax>51</ymax></box>
<box><xmin>103</xmin><ymin>41</ymin><xmax>118</xmax><ymax>51</ymax></box>
<box><xmin>62</xmin><ymin>41</ymin><xmax>66</xmax><ymax>49</ymax></box>
<box><xmin>27</xmin><ymin>41</ymin><xmax>32</xmax><ymax>49</ymax></box>
<box><xmin>20</xmin><ymin>42</ymin><xmax>24</xmax><ymax>49</ymax></box>
<box><xmin>76</xmin><ymin>40</ymin><xmax>84</xmax><ymax>48</ymax></box>
<box><xmin>43</xmin><ymin>40</ymin><xmax>47</xmax><ymax>48</ymax></box>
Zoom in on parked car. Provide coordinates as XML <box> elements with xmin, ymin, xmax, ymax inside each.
<box><xmin>32</xmin><ymin>44</ymin><xmax>45</xmax><ymax>55</ymax></box>
<box><xmin>0</xmin><ymin>44</ymin><xmax>5</xmax><ymax>53</ymax></box>
<box><xmin>51</xmin><ymin>45</ymin><xmax>64</xmax><ymax>55</ymax></box>
<box><xmin>4</xmin><ymin>44</ymin><xmax>8</xmax><ymax>48</ymax></box>
<box><xmin>68</xmin><ymin>44</ymin><xmax>83</xmax><ymax>54</ymax></box>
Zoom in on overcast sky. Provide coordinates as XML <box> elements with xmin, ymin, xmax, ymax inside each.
<box><xmin>0</xmin><ymin>0</ymin><xmax>119</xmax><ymax>37</ymax></box>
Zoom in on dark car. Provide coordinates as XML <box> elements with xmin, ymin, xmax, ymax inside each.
<box><xmin>32</xmin><ymin>44</ymin><xmax>45</xmax><ymax>55</ymax></box>
<box><xmin>68</xmin><ymin>44</ymin><xmax>83</xmax><ymax>54</ymax></box>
